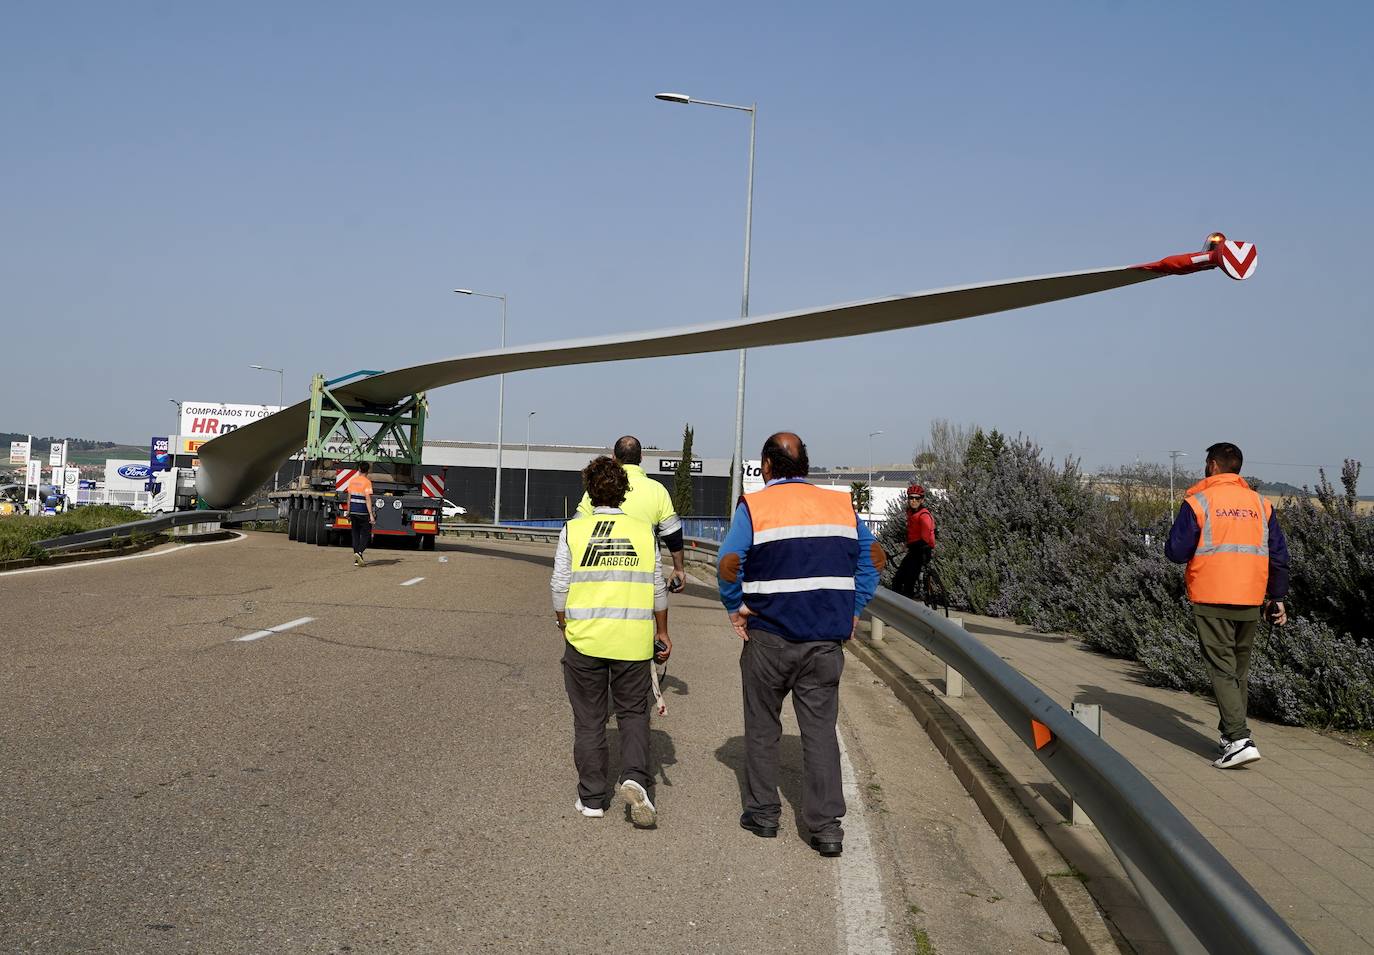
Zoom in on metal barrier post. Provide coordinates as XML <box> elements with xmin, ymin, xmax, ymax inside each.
<box><xmin>870</xmin><ymin>616</ymin><xmax>885</xmax><ymax>643</ymax></box>
<box><xmin>1071</xmin><ymin>702</ymin><xmax>1101</xmax><ymax>828</ymax></box>
<box><xmin>944</xmin><ymin>617</ymin><xmax>965</xmax><ymax>697</ymax></box>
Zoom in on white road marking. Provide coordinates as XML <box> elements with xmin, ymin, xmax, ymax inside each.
<box><xmin>836</xmin><ymin>728</ymin><xmax>894</xmax><ymax>955</ymax></box>
<box><xmin>234</xmin><ymin>616</ymin><xmax>315</xmax><ymax>643</ymax></box>
<box><xmin>0</xmin><ymin>531</ymin><xmax>245</xmax><ymax>578</ymax></box>
<box><xmin>399</xmin><ymin>576</ymin><xmax>425</xmax><ymax>587</ymax></box>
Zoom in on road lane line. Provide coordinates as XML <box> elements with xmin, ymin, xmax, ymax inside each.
<box><xmin>837</xmin><ymin>728</ymin><xmax>894</xmax><ymax>955</ymax></box>
<box><xmin>399</xmin><ymin>577</ymin><xmax>425</xmax><ymax>587</ymax></box>
<box><xmin>235</xmin><ymin>616</ymin><xmax>315</xmax><ymax>643</ymax></box>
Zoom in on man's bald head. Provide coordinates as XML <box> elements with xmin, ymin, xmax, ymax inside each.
<box><xmin>613</xmin><ymin>435</ymin><xmax>642</xmax><ymax>465</ymax></box>
<box><xmin>761</xmin><ymin>431</ymin><xmax>809</xmax><ymax>479</ymax></box>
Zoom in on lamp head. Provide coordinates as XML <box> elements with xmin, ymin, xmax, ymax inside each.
<box><xmin>655</xmin><ymin>92</ymin><xmax>691</xmax><ymax>104</ymax></box>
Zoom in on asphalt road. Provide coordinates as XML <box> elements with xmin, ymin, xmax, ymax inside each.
<box><xmin>1</xmin><ymin>531</ymin><xmax>1062</xmax><ymax>954</ymax></box>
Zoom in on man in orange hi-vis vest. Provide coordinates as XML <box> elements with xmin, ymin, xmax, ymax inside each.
<box><xmin>343</xmin><ymin>462</ymin><xmax>378</xmax><ymax>567</ymax></box>
<box><xmin>1166</xmin><ymin>442</ymin><xmax>1290</xmax><ymax>770</ymax></box>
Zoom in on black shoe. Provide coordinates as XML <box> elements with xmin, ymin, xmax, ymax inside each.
<box><xmin>739</xmin><ymin>812</ymin><xmax>779</xmax><ymax>838</ymax></box>
<box><xmin>809</xmin><ymin>836</ymin><xmax>843</xmax><ymax>857</ymax></box>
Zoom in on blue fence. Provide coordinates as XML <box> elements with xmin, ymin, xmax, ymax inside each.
<box><xmin>500</xmin><ymin>516</ymin><xmax>733</xmax><ymax>542</ymax></box>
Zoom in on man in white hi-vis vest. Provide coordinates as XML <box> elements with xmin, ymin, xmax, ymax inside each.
<box><xmin>553</xmin><ymin>456</ymin><xmax>670</xmax><ymax>827</ymax></box>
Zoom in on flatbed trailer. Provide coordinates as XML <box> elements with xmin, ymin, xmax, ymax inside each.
<box><xmin>267</xmin><ymin>371</ymin><xmax>443</xmax><ymax>550</ymax></box>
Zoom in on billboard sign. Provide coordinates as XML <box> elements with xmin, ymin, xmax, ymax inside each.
<box><xmin>48</xmin><ymin>441</ymin><xmax>66</xmax><ymax>468</ymax></box>
<box><xmin>179</xmin><ymin>402</ymin><xmax>281</xmax><ymax>438</ymax></box>
<box><xmin>150</xmin><ymin>436</ymin><xmax>171</xmax><ymax>471</ymax></box>
<box><xmin>656</xmin><ymin>458</ymin><xmax>703</xmax><ymax>474</ymax></box>
<box><xmin>62</xmin><ymin>468</ymin><xmax>81</xmax><ymax>496</ymax></box>
<box><xmin>9</xmin><ymin>440</ymin><xmax>29</xmax><ymax>466</ymax></box>
<box><xmin>26</xmin><ymin>459</ymin><xmax>43</xmax><ymax>487</ymax></box>
<box><xmin>742</xmin><ymin>459</ymin><xmax>765</xmax><ymax>495</ymax></box>
<box><xmin>105</xmin><ymin>460</ymin><xmax>152</xmax><ymax>496</ymax></box>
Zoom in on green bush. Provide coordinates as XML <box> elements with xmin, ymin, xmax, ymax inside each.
<box><xmin>882</xmin><ymin>433</ymin><xmax>1374</xmax><ymax>730</ymax></box>
<box><xmin>0</xmin><ymin>505</ymin><xmax>144</xmax><ymax>562</ymax></box>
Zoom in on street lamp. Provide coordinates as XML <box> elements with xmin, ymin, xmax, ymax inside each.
<box><xmin>525</xmin><ymin>411</ymin><xmax>536</xmax><ymax>521</ymax></box>
<box><xmin>1168</xmin><ymin>449</ymin><xmax>1189</xmax><ymax>502</ymax></box>
<box><xmin>868</xmin><ymin>430</ymin><xmax>884</xmax><ymax>489</ymax></box>
<box><xmin>454</xmin><ymin>288</ymin><xmax>508</xmax><ymax>523</ymax></box>
<box><xmin>249</xmin><ymin>365</ymin><xmax>285</xmax><ymax>490</ymax></box>
<box><xmin>168</xmin><ymin>399</ymin><xmax>181</xmax><ymax>440</ymax></box>
<box><xmin>656</xmin><ymin>90</ymin><xmax>756</xmax><ymax>506</ymax></box>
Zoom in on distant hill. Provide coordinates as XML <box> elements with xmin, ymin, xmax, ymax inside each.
<box><xmin>1</xmin><ymin>432</ymin><xmax>146</xmax><ymax>467</ymax></box>
<box><xmin>1250</xmin><ymin>478</ymin><xmax>1308</xmax><ymax>498</ymax></box>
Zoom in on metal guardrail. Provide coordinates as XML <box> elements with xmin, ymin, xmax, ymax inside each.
<box><xmin>867</xmin><ymin>592</ymin><xmax>1309</xmax><ymax>955</ymax></box>
<box><xmin>446</xmin><ymin>523</ymin><xmax>1310</xmax><ymax>955</ymax></box>
<box><xmin>36</xmin><ymin>510</ymin><xmax>230</xmax><ymax>553</ymax></box>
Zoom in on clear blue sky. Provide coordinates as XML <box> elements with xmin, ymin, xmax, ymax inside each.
<box><xmin>3</xmin><ymin>2</ymin><xmax>1370</xmax><ymax>483</ymax></box>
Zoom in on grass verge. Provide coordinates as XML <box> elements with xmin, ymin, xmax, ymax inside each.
<box><xmin>0</xmin><ymin>506</ymin><xmax>144</xmax><ymax>561</ymax></box>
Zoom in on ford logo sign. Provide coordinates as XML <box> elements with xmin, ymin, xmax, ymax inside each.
<box><xmin>117</xmin><ymin>465</ymin><xmax>152</xmax><ymax>480</ymax></box>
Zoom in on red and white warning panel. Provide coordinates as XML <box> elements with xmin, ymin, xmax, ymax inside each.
<box><xmin>1137</xmin><ymin>232</ymin><xmax>1257</xmax><ymax>280</ymax></box>
<box><xmin>1218</xmin><ymin>239</ymin><xmax>1257</xmax><ymax>281</ymax></box>
<box><xmin>335</xmin><ymin>468</ymin><xmax>357</xmax><ymax>490</ymax></box>
<box><xmin>421</xmin><ymin>471</ymin><xmax>446</xmax><ymax>499</ymax></box>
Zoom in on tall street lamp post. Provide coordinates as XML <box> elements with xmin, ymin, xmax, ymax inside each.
<box><xmin>250</xmin><ymin>364</ymin><xmax>285</xmax><ymax>490</ymax></box>
<box><xmin>868</xmin><ymin>429</ymin><xmax>884</xmax><ymax>517</ymax></box>
<box><xmin>868</xmin><ymin>430</ymin><xmax>884</xmax><ymax>489</ymax></box>
<box><xmin>168</xmin><ymin>399</ymin><xmax>181</xmax><ymax>441</ymax></box>
<box><xmin>1168</xmin><ymin>449</ymin><xmax>1189</xmax><ymax>502</ymax></box>
<box><xmin>525</xmin><ymin>411</ymin><xmax>536</xmax><ymax>521</ymax></box>
<box><xmin>454</xmin><ymin>289</ymin><xmax>508</xmax><ymax>522</ymax></box>
<box><xmin>655</xmin><ymin>91</ymin><xmax>756</xmax><ymax>506</ymax></box>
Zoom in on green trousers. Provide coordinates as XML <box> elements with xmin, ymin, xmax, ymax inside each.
<box><xmin>1194</xmin><ymin>612</ymin><xmax>1259</xmax><ymax>743</ymax></box>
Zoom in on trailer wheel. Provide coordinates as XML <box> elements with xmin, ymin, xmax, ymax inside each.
<box><xmin>304</xmin><ymin>504</ymin><xmax>320</xmax><ymax>545</ymax></box>
<box><xmin>287</xmin><ymin>501</ymin><xmax>300</xmax><ymax>541</ymax></box>
<box><xmin>420</xmin><ymin>533</ymin><xmax>435</xmax><ymax>551</ymax></box>
<box><xmin>315</xmin><ymin>510</ymin><xmax>329</xmax><ymax>546</ymax></box>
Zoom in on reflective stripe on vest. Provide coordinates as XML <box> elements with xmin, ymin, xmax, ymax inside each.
<box><xmin>740</xmin><ymin>481</ymin><xmax>859</xmax><ymax>641</ymax></box>
<box><xmin>344</xmin><ymin>474</ymin><xmax>372</xmax><ymax>515</ymax></box>
<box><xmin>1194</xmin><ymin>490</ymin><xmax>1270</xmax><ymax>558</ymax></box>
<box><xmin>564</xmin><ymin>512</ymin><xmax>656</xmax><ymax>660</ymax></box>
<box><xmin>1184</xmin><ymin>477</ymin><xmax>1271</xmax><ymax>606</ymax></box>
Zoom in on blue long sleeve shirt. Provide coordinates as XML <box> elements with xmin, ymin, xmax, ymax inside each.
<box><xmin>716</xmin><ymin>478</ymin><xmax>881</xmax><ymax>617</ymax></box>
<box><xmin>1164</xmin><ymin>503</ymin><xmax>1290</xmax><ymax>600</ymax></box>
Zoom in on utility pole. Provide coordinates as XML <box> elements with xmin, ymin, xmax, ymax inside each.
<box><xmin>1168</xmin><ymin>450</ymin><xmax>1189</xmax><ymax>502</ymax></box>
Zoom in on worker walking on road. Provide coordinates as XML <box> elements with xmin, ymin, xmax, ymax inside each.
<box><xmin>1165</xmin><ymin>442</ymin><xmax>1290</xmax><ymax>770</ymax></box>
<box><xmin>344</xmin><ymin>462</ymin><xmax>377</xmax><ymax>567</ymax></box>
<box><xmin>891</xmin><ymin>483</ymin><xmax>935</xmax><ymax>600</ymax></box>
<box><xmin>577</xmin><ymin>436</ymin><xmax>687</xmax><ymax>593</ymax></box>
<box><xmin>716</xmin><ymin>432</ymin><xmax>883</xmax><ymax>857</ymax></box>
<box><xmin>553</xmin><ymin>456</ymin><xmax>671</xmax><ymax>827</ymax></box>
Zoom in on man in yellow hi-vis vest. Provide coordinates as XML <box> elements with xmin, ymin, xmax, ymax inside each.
<box><xmin>576</xmin><ymin>436</ymin><xmax>687</xmax><ymax>593</ymax></box>
<box><xmin>553</xmin><ymin>456</ymin><xmax>670</xmax><ymax>827</ymax></box>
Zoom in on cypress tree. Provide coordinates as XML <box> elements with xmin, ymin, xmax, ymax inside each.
<box><xmin>672</xmin><ymin>424</ymin><xmax>695</xmax><ymax>516</ymax></box>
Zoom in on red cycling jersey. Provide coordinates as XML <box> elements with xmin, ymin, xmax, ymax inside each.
<box><xmin>906</xmin><ymin>507</ymin><xmax>935</xmax><ymax>549</ymax></box>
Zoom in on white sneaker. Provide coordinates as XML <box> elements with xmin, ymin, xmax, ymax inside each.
<box><xmin>1213</xmin><ymin>738</ymin><xmax>1262</xmax><ymax>769</ymax></box>
<box><xmin>619</xmin><ymin>779</ymin><xmax>657</xmax><ymax>828</ymax></box>
<box><xmin>574</xmin><ymin>799</ymin><xmax>604</xmax><ymax>818</ymax></box>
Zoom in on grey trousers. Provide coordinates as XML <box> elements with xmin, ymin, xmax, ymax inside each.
<box><xmin>1195</xmin><ymin>613</ymin><xmax>1259</xmax><ymax>743</ymax></box>
<box><xmin>561</xmin><ymin>640</ymin><xmax>652</xmax><ymax>810</ymax></box>
<box><xmin>740</xmin><ymin>628</ymin><xmax>846</xmax><ymax>839</ymax></box>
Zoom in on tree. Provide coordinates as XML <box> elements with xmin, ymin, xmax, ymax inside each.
<box><xmin>672</xmin><ymin>423</ymin><xmax>695</xmax><ymax>516</ymax></box>
<box><xmin>849</xmin><ymin>481</ymin><xmax>871</xmax><ymax>515</ymax></box>
<box><xmin>964</xmin><ymin>427</ymin><xmax>993</xmax><ymax>472</ymax></box>
<box><xmin>911</xmin><ymin>418</ymin><xmax>973</xmax><ymax>488</ymax></box>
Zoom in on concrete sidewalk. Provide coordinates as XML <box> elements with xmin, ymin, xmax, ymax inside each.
<box><xmin>866</xmin><ymin>611</ymin><xmax>1374</xmax><ymax>954</ymax></box>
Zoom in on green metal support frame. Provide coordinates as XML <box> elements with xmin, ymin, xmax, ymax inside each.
<box><xmin>304</xmin><ymin>373</ymin><xmax>428</xmax><ymax>468</ymax></box>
